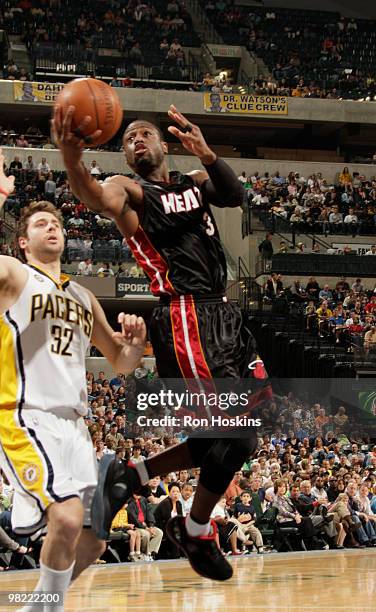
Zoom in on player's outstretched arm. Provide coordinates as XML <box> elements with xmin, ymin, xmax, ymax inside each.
<box><xmin>167</xmin><ymin>105</ymin><xmax>245</xmax><ymax>208</ymax></box>
<box><xmin>51</xmin><ymin>106</ymin><xmax>134</xmax><ymax>223</ymax></box>
<box><xmin>0</xmin><ymin>150</ymin><xmax>26</xmax><ymax>296</ymax></box>
<box><xmin>89</xmin><ymin>292</ymin><xmax>146</xmax><ymax>374</ymax></box>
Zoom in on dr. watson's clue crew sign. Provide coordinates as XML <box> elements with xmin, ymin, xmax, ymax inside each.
<box><xmin>204</xmin><ymin>93</ymin><xmax>288</xmax><ymax>115</ymax></box>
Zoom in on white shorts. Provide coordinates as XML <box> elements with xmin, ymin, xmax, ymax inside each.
<box><xmin>0</xmin><ymin>408</ymin><xmax>98</xmax><ymax>535</ymax></box>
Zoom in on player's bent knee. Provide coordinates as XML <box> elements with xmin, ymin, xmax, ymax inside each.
<box><xmin>51</xmin><ymin>515</ymin><xmax>83</xmax><ymax>543</ymax></box>
<box><xmin>47</xmin><ymin>498</ymin><xmax>84</xmax><ymax>542</ymax></box>
<box><xmin>199</xmin><ymin>436</ymin><xmax>257</xmax><ymax>494</ymax></box>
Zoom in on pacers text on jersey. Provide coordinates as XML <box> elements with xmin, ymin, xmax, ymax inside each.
<box><xmin>30</xmin><ymin>293</ymin><xmax>93</xmax><ymax>337</ymax></box>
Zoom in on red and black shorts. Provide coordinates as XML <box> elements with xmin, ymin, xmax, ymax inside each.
<box><xmin>150</xmin><ymin>294</ymin><xmax>252</xmax><ymax>379</ymax></box>
<box><xmin>152</xmin><ymin>293</ymin><xmax>268</xmax><ymax>382</ymax></box>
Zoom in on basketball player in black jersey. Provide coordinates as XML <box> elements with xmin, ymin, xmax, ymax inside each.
<box><xmin>53</xmin><ymin>104</ymin><xmax>268</xmax><ymax>581</ymax></box>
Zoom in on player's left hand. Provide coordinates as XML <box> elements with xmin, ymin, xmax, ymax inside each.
<box><xmin>167</xmin><ymin>104</ymin><xmax>216</xmax><ymax>164</ymax></box>
<box><xmin>112</xmin><ymin>313</ymin><xmax>146</xmax><ymax>350</ymax></box>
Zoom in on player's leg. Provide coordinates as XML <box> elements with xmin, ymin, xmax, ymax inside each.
<box><xmin>19</xmin><ymin>497</ymin><xmax>85</xmax><ymax>612</ymax></box>
<box><xmin>71</xmin><ymin>527</ymin><xmax>106</xmax><ymax>581</ymax></box>
<box><xmin>91</xmin><ymin>432</ymin><xmax>207</xmax><ymax>539</ymax></box>
<box><xmin>166</xmin><ymin>433</ymin><xmax>258</xmax><ymax>580</ymax></box>
<box><xmin>188</xmin><ymin>433</ymin><xmax>258</xmax><ymax>527</ymax></box>
<box><xmin>40</xmin><ymin>497</ymin><xmax>83</xmax><ymax>568</ymax></box>
<box><xmin>69</xmin><ymin>418</ymin><xmax>106</xmax><ymax>580</ymax></box>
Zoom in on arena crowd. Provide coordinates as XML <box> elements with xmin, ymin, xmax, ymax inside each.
<box><xmin>1</xmin><ymin>374</ymin><xmax>376</xmax><ymax>568</ymax></box>
<box><xmin>240</xmin><ymin>168</ymin><xmax>376</xmax><ymax>236</ymax></box>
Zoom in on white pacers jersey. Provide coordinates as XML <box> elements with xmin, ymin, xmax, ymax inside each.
<box><xmin>0</xmin><ymin>264</ymin><xmax>93</xmax><ymax>416</ymax></box>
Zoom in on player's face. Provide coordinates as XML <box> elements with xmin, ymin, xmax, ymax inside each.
<box><xmin>123</xmin><ymin>123</ymin><xmax>168</xmax><ymax>175</ymax></box>
<box><xmin>19</xmin><ymin>212</ymin><xmax>64</xmax><ymax>261</ymax></box>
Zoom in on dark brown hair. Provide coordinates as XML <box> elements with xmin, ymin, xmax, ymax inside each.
<box><xmin>16</xmin><ymin>200</ymin><xmax>63</xmax><ymax>261</ymax></box>
<box><xmin>274</xmin><ymin>478</ymin><xmax>285</xmax><ymax>494</ymax></box>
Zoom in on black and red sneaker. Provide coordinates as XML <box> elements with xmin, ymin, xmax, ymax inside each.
<box><xmin>166</xmin><ymin>516</ymin><xmax>233</xmax><ymax>581</ymax></box>
<box><xmin>91</xmin><ymin>455</ymin><xmax>141</xmax><ymax>540</ymax></box>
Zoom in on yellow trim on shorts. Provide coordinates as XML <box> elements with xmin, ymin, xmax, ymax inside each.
<box><xmin>0</xmin><ymin>314</ymin><xmax>18</xmax><ymax>409</ymax></box>
<box><xmin>0</xmin><ymin>410</ymin><xmax>52</xmax><ymax>509</ymax></box>
<box><xmin>0</xmin><ymin>315</ymin><xmax>51</xmax><ymax>508</ymax></box>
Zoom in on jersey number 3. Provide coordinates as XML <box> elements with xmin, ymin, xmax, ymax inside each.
<box><xmin>203</xmin><ymin>212</ymin><xmax>215</xmax><ymax>236</ymax></box>
<box><xmin>51</xmin><ymin>325</ymin><xmax>73</xmax><ymax>356</ymax></box>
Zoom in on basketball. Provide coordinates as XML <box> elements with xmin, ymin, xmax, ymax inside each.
<box><xmin>55</xmin><ymin>78</ymin><xmax>123</xmax><ymax>147</ymax></box>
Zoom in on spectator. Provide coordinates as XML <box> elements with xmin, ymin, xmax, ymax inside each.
<box><xmin>111</xmin><ymin>503</ymin><xmax>142</xmax><ymax>562</ymax></box>
<box><xmin>339</xmin><ymin>167</ymin><xmax>352</xmax><ymax>186</ymax></box>
<box><xmin>129</xmin><ymin>42</ymin><xmax>144</xmax><ymax>64</ymax></box>
<box><xmin>364</xmin><ymin>326</ymin><xmax>376</xmax><ymax>356</ymax></box>
<box><xmin>129</xmin><ymin>264</ymin><xmax>144</xmax><ymax>277</ymax></box>
<box><xmin>305</xmin><ymin>277</ymin><xmax>320</xmax><ymax>301</ymax></box>
<box><xmin>210</xmin><ymin>496</ymin><xmax>242</xmax><ymax>555</ymax></box>
<box><xmin>16</xmin><ymin>134</ymin><xmax>29</xmax><ymax>147</ymax></box>
<box><xmin>225</xmin><ymin>470</ymin><xmax>243</xmax><ymax>507</ymax></box>
<box><xmin>9</xmin><ymin>156</ymin><xmax>22</xmax><ymax>172</ymax></box>
<box><xmin>315</xmin><ymin>408</ymin><xmax>329</xmax><ymax>434</ymax></box>
<box><xmin>346</xmin><ymin>481</ymin><xmax>376</xmax><ymax>545</ymax></box>
<box><xmin>97</xmin><ymin>262</ymin><xmax>115</xmax><ymax>277</ymax></box>
<box><xmin>144</xmin><ymin>477</ymin><xmax>168</xmax><ymax>505</ymax></box>
<box><xmin>352</xmin><ymin>279</ymin><xmax>364</xmax><ymax>294</ymax></box>
<box><xmin>319</xmin><ymin>284</ymin><xmax>333</xmax><ymax>303</ymax></box>
<box><xmin>316</xmin><ymin>301</ymin><xmax>333</xmax><ymax>337</ymax></box>
<box><xmin>233</xmin><ymin>490</ymin><xmax>265</xmax><ymax>553</ymax></box>
<box><xmin>366</xmin><ymin>245</ymin><xmax>376</xmax><ymax>255</ymax></box>
<box><xmin>265</xmin><ymin>273</ymin><xmax>283</xmax><ymax>299</ymax></box>
<box><xmin>38</xmin><ymin>157</ymin><xmax>50</xmax><ymax>178</ymax></box>
<box><xmin>273</xmin><ymin>480</ymin><xmax>309</xmax><ymax>533</ymax></box>
<box><xmin>130</xmin><ymin>445</ymin><xmax>145</xmax><ymax>464</ymax></box>
<box><xmin>105</xmin><ymin>422</ymin><xmax>124</xmax><ymax>448</ymax></box>
<box><xmin>44</xmin><ymin>172</ymin><xmax>56</xmax><ymax>200</ymax></box>
<box><xmin>43</xmin><ymin>137</ymin><xmax>55</xmax><ymax>150</ymax></box>
<box><xmin>154</xmin><ymin>483</ymin><xmax>183</xmax><ymax>558</ymax></box>
<box><xmin>90</xmin><ymin>160</ymin><xmax>103</xmax><ymax>176</ymax></box>
<box><xmin>180</xmin><ymin>483</ymin><xmax>194</xmax><ymax>515</ymax></box>
<box><xmin>24</xmin><ymin>155</ymin><xmax>35</xmax><ymax>172</ymax></box>
<box><xmin>343</xmin><ymin>208</ymin><xmax>359</xmax><ymax>235</ymax></box>
<box><xmin>77</xmin><ymin>258</ymin><xmax>93</xmax><ymax>276</ymax></box>
<box><xmin>258</xmin><ymin>233</ymin><xmax>273</xmax><ymax>264</ymax></box>
<box><xmin>110</xmin><ymin>76</ymin><xmax>122</xmax><ymax>88</ymax></box>
<box><xmin>127</xmin><ymin>493</ymin><xmax>163</xmax><ymax>560</ymax></box>
<box><xmin>238</xmin><ymin>171</ymin><xmax>247</xmax><ymax>184</ymax></box>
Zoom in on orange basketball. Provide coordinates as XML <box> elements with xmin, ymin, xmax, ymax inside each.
<box><xmin>55</xmin><ymin>78</ymin><xmax>123</xmax><ymax>147</ymax></box>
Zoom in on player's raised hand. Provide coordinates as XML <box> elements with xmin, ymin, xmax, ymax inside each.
<box><xmin>113</xmin><ymin>313</ymin><xmax>147</xmax><ymax>351</ymax></box>
<box><xmin>167</xmin><ymin>104</ymin><xmax>216</xmax><ymax>164</ymax></box>
<box><xmin>51</xmin><ymin>105</ymin><xmax>102</xmax><ymax>165</ymax></box>
<box><xmin>0</xmin><ymin>149</ymin><xmax>15</xmax><ymax>208</ymax></box>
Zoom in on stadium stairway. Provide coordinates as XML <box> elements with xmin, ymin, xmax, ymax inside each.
<box><xmin>244</xmin><ymin>307</ymin><xmax>360</xmax><ymax>378</ymax></box>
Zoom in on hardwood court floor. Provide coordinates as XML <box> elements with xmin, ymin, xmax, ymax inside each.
<box><xmin>0</xmin><ymin>549</ymin><xmax>375</xmax><ymax>611</ymax></box>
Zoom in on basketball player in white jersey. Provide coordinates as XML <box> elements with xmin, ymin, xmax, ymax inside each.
<box><xmin>0</xmin><ymin>149</ymin><xmax>146</xmax><ymax>611</ymax></box>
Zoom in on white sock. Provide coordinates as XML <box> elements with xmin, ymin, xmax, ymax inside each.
<box><xmin>133</xmin><ymin>461</ymin><xmax>149</xmax><ymax>485</ymax></box>
<box><xmin>186</xmin><ymin>514</ymin><xmax>211</xmax><ymax>537</ymax></box>
<box><xmin>19</xmin><ymin>560</ymin><xmax>75</xmax><ymax>612</ymax></box>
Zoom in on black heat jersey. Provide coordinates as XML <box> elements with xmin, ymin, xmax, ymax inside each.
<box><xmin>127</xmin><ymin>171</ymin><xmax>227</xmax><ymax>296</ymax></box>
<box><xmin>126</xmin><ymin>170</ymin><xmax>270</xmax><ymax>411</ymax></box>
